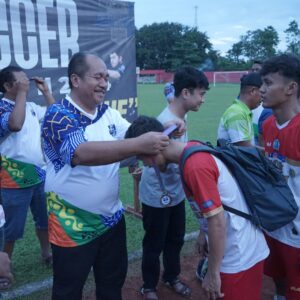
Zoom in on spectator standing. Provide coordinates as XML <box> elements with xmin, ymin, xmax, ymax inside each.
<box><xmin>0</xmin><ymin>67</ymin><xmax>54</xmax><ymax>264</ymax></box>
<box><xmin>139</xmin><ymin>67</ymin><xmax>209</xmax><ymax>300</ymax></box>
<box><xmin>217</xmin><ymin>72</ymin><xmax>262</xmax><ymax>146</ymax></box>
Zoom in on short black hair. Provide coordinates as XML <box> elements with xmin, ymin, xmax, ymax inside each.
<box><xmin>0</xmin><ymin>66</ymin><xmax>23</xmax><ymax>93</ymax></box>
<box><xmin>260</xmin><ymin>54</ymin><xmax>300</xmax><ymax>97</ymax></box>
<box><xmin>125</xmin><ymin>116</ymin><xmax>164</xmax><ymax>139</ymax></box>
<box><xmin>68</xmin><ymin>52</ymin><xmax>90</xmax><ymax>89</ymax></box>
<box><xmin>240</xmin><ymin>72</ymin><xmax>262</xmax><ymax>94</ymax></box>
<box><xmin>173</xmin><ymin>66</ymin><xmax>209</xmax><ymax>97</ymax></box>
<box><xmin>253</xmin><ymin>60</ymin><xmax>263</xmax><ymax>65</ymax></box>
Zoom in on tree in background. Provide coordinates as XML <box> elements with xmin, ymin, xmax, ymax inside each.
<box><xmin>219</xmin><ymin>26</ymin><xmax>279</xmax><ymax>70</ymax></box>
<box><xmin>136</xmin><ymin>22</ymin><xmax>216</xmax><ymax>71</ymax></box>
<box><xmin>284</xmin><ymin>20</ymin><xmax>300</xmax><ymax>56</ymax></box>
<box><xmin>238</xmin><ymin>26</ymin><xmax>279</xmax><ymax>61</ymax></box>
<box><xmin>136</xmin><ymin>21</ymin><xmax>298</xmax><ymax>71</ymax></box>
<box><xmin>227</xmin><ymin>41</ymin><xmax>244</xmax><ymax>64</ymax></box>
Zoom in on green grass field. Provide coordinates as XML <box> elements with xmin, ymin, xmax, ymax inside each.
<box><xmin>11</xmin><ymin>83</ymin><xmax>239</xmax><ymax>295</ymax></box>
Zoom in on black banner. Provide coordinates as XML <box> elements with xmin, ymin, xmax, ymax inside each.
<box><xmin>0</xmin><ymin>0</ymin><xmax>137</xmax><ymax>121</ymax></box>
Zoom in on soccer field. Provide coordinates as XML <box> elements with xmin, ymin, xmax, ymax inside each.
<box><xmin>137</xmin><ymin>83</ymin><xmax>239</xmax><ymax>141</ymax></box>
<box><xmin>13</xmin><ymin>83</ymin><xmax>239</xmax><ymax>290</ymax></box>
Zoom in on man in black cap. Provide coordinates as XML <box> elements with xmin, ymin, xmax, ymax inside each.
<box><xmin>217</xmin><ymin>72</ymin><xmax>262</xmax><ymax>146</ymax></box>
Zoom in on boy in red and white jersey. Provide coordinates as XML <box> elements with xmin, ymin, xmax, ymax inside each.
<box><xmin>125</xmin><ymin>116</ymin><xmax>269</xmax><ymax>300</ymax></box>
<box><xmin>261</xmin><ymin>54</ymin><xmax>300</xmax><ymax>300</ymax></box>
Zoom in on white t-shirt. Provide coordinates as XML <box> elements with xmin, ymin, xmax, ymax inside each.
<box><xmin>0</xmin><ymin>98</ymin><xmax>46</xmax><ymax>168</ymax></box>
<box><xmin>139</xmin><ymin>106</ymin><xmax>187</xmax><ymax>207</ymax></box>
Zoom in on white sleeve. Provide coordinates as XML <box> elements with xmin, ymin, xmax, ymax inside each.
<box><xmin>112</xmin><ymin>109</ymin><xmax>130</xmax><ymax>140</ymax></box>
<box><xmin>29</xmin><ymin>102</ymin><xmax>47</xmax><ymax>121</ymax></box>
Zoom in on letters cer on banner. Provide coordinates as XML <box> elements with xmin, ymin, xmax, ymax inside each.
<box><xmin>0</xmin><ymin>0</ymin><xmax>137</xmax><ymax>122</ymax></box>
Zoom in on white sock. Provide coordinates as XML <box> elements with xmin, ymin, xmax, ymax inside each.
<box><xmin>273</xmin><ymin>295</ymin><xmax>286</xmax><ymax>300</ymax></box>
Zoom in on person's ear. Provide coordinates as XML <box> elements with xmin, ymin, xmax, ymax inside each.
<box><xmin>70</xmin><ymin>74</ymin><xmax>81</xmax><ymax>88</ymax></box>
<box><xmin>181</xmin><ymin>88</ymin><xmax>191</xmax><ymax>99</ymax></box>
<box><xmin>286</xmin><ymin>81</ymin><xmax>298</xmax><ymax>96</ymax></box>
<box><xmin>3</xmin><ymin>82</ymin><xmax>13</xmax><ymax>93</ymax></box>
<box><xmin>249</xmin><ymin>87</ymin><xmax>256</xmax><ymax>95</ymax></box>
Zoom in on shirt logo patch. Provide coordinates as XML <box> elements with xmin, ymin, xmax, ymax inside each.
<box><xmin>202</xmin><ymin>200</ymin><xmax>213</xmax><ymax>209</ymax></box>
<box><xmin>108</xmin><ymin>124</ymin><xmax>116</xmax><ymax>136</ymax></box>
<box><xmin>273</xmin><ymin>139</ymin><xmax>280</xmax><ymax>150</ymax></box>
<box><xmin>31</xmin><ymin>109</ymin><xmax>36</xmax><ymax>116</ymax></box>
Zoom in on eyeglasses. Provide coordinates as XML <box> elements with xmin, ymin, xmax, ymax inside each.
<box><xmin>86</xmin><ymin>74</ymin><xmax>109</xmax><ymax>82</ymax></box>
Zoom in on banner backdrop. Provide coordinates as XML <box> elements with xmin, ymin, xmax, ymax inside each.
<box><xmin>0</xmin><ymin>0</ymin><xmax>137</xmax><ymax>121</ymax></box>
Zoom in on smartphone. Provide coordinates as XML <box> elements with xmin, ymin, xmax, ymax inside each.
<box><xmin>163</xmin><ymin>124</ymin><xmax>178</xmax><ymax>136</ymax></box>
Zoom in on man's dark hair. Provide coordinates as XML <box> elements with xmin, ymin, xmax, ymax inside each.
<box><xmin>125</xmin><ymin>116</ymin><xmax>164</xmax><ymax>139</ymax></box>
<box><xmin>68</xmin><ymin>52</ymin><xmax>90</xmax><ymax>89</ymax></box>
<box><xmin>240</xmin><ymin>72</ymin><xmax>262</xmax><ymax>94</ymax></box>
<box><xmin>253</xmin><ymin>59</ymin><xmax>263</xmax><ymax>65</ymax></box>
<box><xmin>261</xmin><ymin>54</ymin><xmax>300</xmax><ymax>97</ymax></box>
<box><xmin>173</xmin><ymin>66</ymin><xmax>209</xmax><ymax>97</ymax></box>
<box><xmin>0</xmin><ymin>66</ymin><xmax>23</xmax><ymax>93</ymax></box>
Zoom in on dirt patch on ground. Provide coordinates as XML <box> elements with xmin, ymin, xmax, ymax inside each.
<box><xmin>83</xmin><ymin>240</ymin><xmax>275</xmax><ymax>300</ymax></box>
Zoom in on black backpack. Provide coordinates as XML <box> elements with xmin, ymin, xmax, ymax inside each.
<box><xmin>179</xmin><ymin>140</ymin><xmax>299</xmax><ymax>232</ymax></box>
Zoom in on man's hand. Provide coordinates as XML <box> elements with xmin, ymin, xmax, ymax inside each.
<box><xmin>14</xmin><ymin>73</ymin><xmax>29</xmax><ymax>97</ymax></box>
<box><xmin>163</xmin><ymin>119</ymin><xmax>186</xmax><ymax>138</ymax></box>
<box><xmin>137</xmin><ymin>131</ymin><xmax>169</xmax><ymax>155</ymax></box>
<box><xmin>0</xmin><ymin>252</ymin><xmax>13</xmax><ymax>283</ymax></box>
<box><xmin>202</xmin><ymin>270</ymin><xmax>224</xmax><ymax>300</ymax></box>
<box><xmin>31</xmin><ymin>77</ymin><xmax>55</xmax><ymax>105</ymax></box>
<box><xmin>31</xmin><ymin>77</ymin><xmax>50</xmax><ymax>94</ymax></box>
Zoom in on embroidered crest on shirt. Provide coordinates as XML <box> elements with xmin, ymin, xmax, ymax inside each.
<box><xmin>108</xmin><ymin>124</ymin><xmax>116</xmax><ymax>136</ymax></box>
<box><xmin>31</xmin><ymin>109</ymin><xmax>36</xmax><ymax>117</ymax></box>
<box><xmin>272</xmin><ymin>139</ymin><xmax>280</xmax><ymax>151</ymax></box>
<box><xmin>202</xmin><ymin>200</ymin><xmax>214</xmax><ymax>209</ymax></box>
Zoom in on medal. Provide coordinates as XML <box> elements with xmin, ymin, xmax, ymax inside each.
<box><xmin>160</xmin><ymin>192</ymin><xmax>172</xmax><ymax>206</ymax></box>
<box><xmin>152</xmin><ymin>158</ymin><xmax>172</xmax><ymax>207</ymax></box>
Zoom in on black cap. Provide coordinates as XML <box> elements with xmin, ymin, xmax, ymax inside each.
<box><xmin>240</xmin><ymin>73</ymin><xmax>262</xmax><ymax>88</ymax></box>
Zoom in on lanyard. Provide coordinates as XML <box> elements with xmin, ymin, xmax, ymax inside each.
<box><xmin>152</xmin><ymin>158</ymin><xmax>166</xmax><ymax>192</ymax></box>
<box><xmin>151</xmin><ymin>158</ymin><xmax>172</xmax><ymax>206</ymax></box>
<box><xmin>150</xmin><ymin>124</ymin><xmax>178</xmax><ymax>206</ymax></box>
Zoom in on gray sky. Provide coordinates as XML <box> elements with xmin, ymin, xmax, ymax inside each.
<box><xmin>129</xmin><ymin>0</ymin><xmax>299</xmax><ymax>55</ymax></box>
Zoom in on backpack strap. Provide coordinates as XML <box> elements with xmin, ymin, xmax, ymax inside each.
<box><xmin>221</xmin><ymin>204</ymin><xmax>253</xmax><ymax>222</ymax></box>
<box><xmin>180</xmin><ymin>143</ymin><xmax>257</xmax><ymax>225</ymax></box>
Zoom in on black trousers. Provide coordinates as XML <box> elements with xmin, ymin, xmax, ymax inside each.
<box><xmin>51</xmin><ymin>216</ymin><xmax>127</xmax><ymax>300</ymax></box>
<box><xmin>141</xmin><ymin>201</ymin><xmax>186</xmax><ymax>289</ymax></box>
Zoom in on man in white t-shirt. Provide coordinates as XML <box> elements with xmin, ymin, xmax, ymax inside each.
<box><xmin>125</xmin><ymin>116</ymin><xmax>269</xmax><ymax>300</ymax></box>
<box><xmin>41</xmin><ymin>52</ymin><xmax>171</xmax><ymax>300</ymax></box>
<box><xmin>138</xmin><ymin>68</ymin><xmax>209</xmax><ymax>300</ymax></box>
<box><xmin>0</xmin><ymin>66</ymin><xmax>54</xmax><ymax>264</ymax></box>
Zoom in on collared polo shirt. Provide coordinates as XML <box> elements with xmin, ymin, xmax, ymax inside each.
<box><xmin>217</xmin><ymin>99</ymin><xmax>254</xmax><ymax>144</ymax></box>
